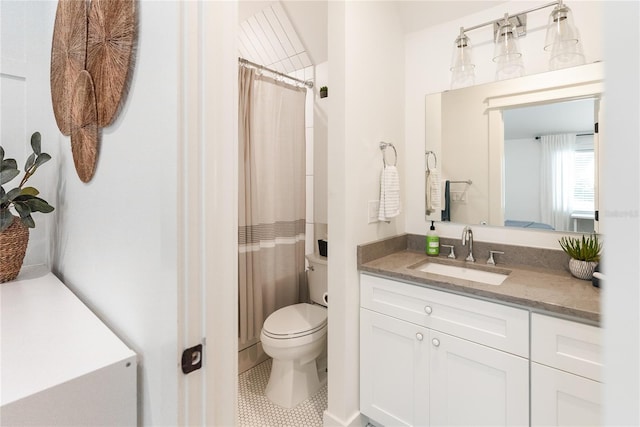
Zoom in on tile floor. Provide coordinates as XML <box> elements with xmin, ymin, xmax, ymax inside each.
<box><xmin>238</xmin><ymin>359</ymin><xmax>327</xmax><ymax>426</ymax></box>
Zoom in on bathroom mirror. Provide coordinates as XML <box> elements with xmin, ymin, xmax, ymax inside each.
<box><xmin>425</xmin><ymin>62</ymin><xmax>604</xmax><ymax>233</ymax></box>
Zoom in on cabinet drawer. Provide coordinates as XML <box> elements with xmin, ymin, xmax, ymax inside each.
<box><xmin>360</xmin><ymin>274</ymin><xmax>529</xmax><ymax>357</ymax></box>
<box><xmin>531</xmin><ymin>313</ymin><xmax>602</xmax><ymax>381</ymax></box>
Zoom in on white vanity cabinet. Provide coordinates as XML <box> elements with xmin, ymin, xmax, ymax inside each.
<box><xmin>360</xmin><ymin>274</ymin><xmax>529</xmax><ymax>427</ymax></box>
<box><xmin>531</xmin><ymin>313</ymin><xmax>602</xmax><ymax>426</ymax></box>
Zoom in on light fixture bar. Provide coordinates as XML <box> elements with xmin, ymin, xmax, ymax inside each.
<box><xmin>462</xmin><ymin>0</ymin><xmax>560</xmax><ymax>34</ymax></box>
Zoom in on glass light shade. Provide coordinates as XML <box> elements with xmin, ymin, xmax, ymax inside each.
<box><xmin>450</xmin><ymin>29</ymin><xmax>475</xmax><ymax>89</ymax></box>
<box><xmin>493</xmin><ymin>17</ymin><xmax>524</xmax><ymax>80</ymax></box>
<box><xmin>544</xmin><ymin>3</ymin><xmax>579</xmax><ymax>50</ymax></box>
<box><xmin>545</xmin><ymin>3</ymin><xmax>585</xmax><ymax>70</ymax></box>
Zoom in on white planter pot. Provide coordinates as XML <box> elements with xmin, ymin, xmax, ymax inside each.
<box><xmin>569</xmin><ymin>258</ymin><xmax>598</xmax><ymax>281</ymax></box>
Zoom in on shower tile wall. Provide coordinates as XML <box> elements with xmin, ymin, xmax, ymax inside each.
<box><xmin>290</xmin><ymin>65</ymin><xmax>320</xmax><ymax>257</ymax></box>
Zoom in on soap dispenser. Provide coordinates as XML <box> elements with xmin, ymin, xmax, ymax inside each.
<box><xmin>426</xmin><ymin>221</ymin><xmax>440</xmax><ymax>256</ymax></box>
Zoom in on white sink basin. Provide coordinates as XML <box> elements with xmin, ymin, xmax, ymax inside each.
<box><xmin>417</xmin><ymin>262</ymin><xmax>509</xmax><ymax>286</ymax></box>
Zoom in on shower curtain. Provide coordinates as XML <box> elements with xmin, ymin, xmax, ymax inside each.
<box><xmin>540</xmin><ymin>133</ymin><xmax>576</xmax><ymax>231</ymax></box>
<box><xmin>238</xmin><ymin>66</ymin><xmax>307</xmax><ymax>348</ymax></box>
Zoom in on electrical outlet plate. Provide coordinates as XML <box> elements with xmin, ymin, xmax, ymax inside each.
<box><xmin>451</xmin><ymin>191</ymin><xmax>467</xmax><ymax>203</ymax></box>
<box><xmin>368</xmin><ymin>200</ymin><xmax>379</xmax><ymax>223</ymax></box>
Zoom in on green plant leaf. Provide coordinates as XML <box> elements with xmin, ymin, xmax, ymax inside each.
<box><xmin>558</xmin><ymin>234</ymin><xmax>601</xmax><ymax>262</ymax></box>
<box><xmin>0</xmin><ymin>168</ymin><xmax>19</xmax><ymax>185</ymax></box>
<box><xmin>20</xmin><ymin>213</ymin><xmax>35</xmax><ymax>228</ymax></box>
<box><xmin>0</xmin><ymin>209</ymin><xmax>14</xmax><ymax>232</ymax></box>
<box><xmin>24</xmin><ymin>196</ymin><xmax>54</xmax><ymax>213</ymax></box>
<box><xmin>0</xmin><ymin>146</ymin><xmax>4</xmax><ymax>163</ymax></box>
<box><xmin>3</xmin><ymin>187</ymin><xmax>21</xmax><ymax>204</ymax></box>
<box><xmin>25</xmin><ymin>153</ymin><xmax>35</xmax><ymax>171</ymax></box>
<box><xmin>1</xmin><ymin>158</ymin><xmax>17</xmax><ymax>172</ymax></box>
<box><xmin>20</xmin><ymin>187</ymin><xmax>39</xmax><ymax>196</ymax></box>
<box><xmin>31</xmin><ymin>132</ymin><xmax>41</xmax><ymax>155</ymax></box>
<box><xmin>34</xmin><ymin>153</ymin><xmax>51</xmax><ymax>168</ymax></box>
<box><xmin>13</xmin><ymin>201</ymin><xmax>31</xmax><ymax>219</ymax></box>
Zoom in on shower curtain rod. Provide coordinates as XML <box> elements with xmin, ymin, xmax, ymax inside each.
<box><xmin>239</xmin><ymin>57</ymin><xmax>314</xmax><ymax>89</ymax></box>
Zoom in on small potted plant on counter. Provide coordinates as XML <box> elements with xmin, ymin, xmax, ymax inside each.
<box><xmin>559</xmin><ymin>234</ymin><xmax>602</xmax><ymax>281</ymax></box>
<box><xmin>319</xmin><ymin>86</ymin><xmax>328</xmax><ymax>98</ymax></box>
<box><xmin>0</xmin><ymin>132</ymin><xmax>55</xmax><ymax>282</ymax></box>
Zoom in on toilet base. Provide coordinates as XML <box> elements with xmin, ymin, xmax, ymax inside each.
<box><xmin>265</xmin><ymin>357</ymin><xmax>321</xmax><ymax>408</ymax></box>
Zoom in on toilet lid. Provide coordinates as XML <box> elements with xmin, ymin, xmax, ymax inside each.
<box><xmin>263</xmin><ymin>303</ymin><xmax>327</xmax><ymax>338</ymax></box>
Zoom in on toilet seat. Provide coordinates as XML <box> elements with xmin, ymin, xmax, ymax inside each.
<box><xmin>262</xmin><ymin>303</ymin><xmax>327</xmax><ymax>339</ymax></box>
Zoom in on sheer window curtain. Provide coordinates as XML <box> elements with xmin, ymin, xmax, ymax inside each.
<box><xmin>238</xmin><ymin>66</ymin><xmax>307</xmax><ymax>348</ymax></box>
<box><xmin>540</xmin><ymin>133</ymin><xmax>576</xmax><ymax>230</ymax></box>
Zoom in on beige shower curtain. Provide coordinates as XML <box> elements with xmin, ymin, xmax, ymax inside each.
<box><xmin>238</xmin><ymin>66</ymin><xmax>307</xmax><ymax>348</ymax></box>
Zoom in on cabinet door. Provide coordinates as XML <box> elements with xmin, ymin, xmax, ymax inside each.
<box><xmin>360</xmin><ymin>308</ymin><xmax>429</xmax><ymax>427</ymax></box>
<box><xmin>429</xmin><ymin>331</ymin><xmax>528</xmax><ymax>427</ymax></box>
<box><xmin>531</xmin><ymin>363</ymin><xmax>601</xmax><ymax>426</ymax></box>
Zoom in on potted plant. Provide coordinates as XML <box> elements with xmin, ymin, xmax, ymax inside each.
<box><xmin>559</xmin><ymin>234</ymin><xmax>602</xmax><ymax>281</ymax></box>
<box><xmin>0</xmin><ymin>132</ymin><xmax>55</xmax><ymax>282</ymax></box>
<box><xmin>319</xmin><ymin>86</ymin><xmax>328</xmax><ymax>98</ymax></box>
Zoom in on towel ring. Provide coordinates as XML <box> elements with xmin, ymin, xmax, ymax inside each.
<box><xmin>380</xmin><ymin>142</ymin><xmax>397</xmax><ymax>167</ymax></box>
<box><xmin>425</xmin><ymin>151</ymin><xmax>437</xmax><ymax>172</ymax></box>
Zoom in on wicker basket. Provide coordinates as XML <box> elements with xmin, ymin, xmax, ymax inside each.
<box><xmin>0</xmin><ymin>216</ymin><xmax>29</xmax><ymax>283</ymax></box>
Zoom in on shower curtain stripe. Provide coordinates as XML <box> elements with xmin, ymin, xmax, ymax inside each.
<box><xmin>238</xmin><ymin>219</ymin><xmax>306</xmax><ymax>242</ymax></box>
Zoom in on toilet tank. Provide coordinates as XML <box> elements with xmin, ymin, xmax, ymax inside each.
<box><xmin>306</xmin><ymin>253</ymin><xmax>328</xmax><ymax>306</ymax></box>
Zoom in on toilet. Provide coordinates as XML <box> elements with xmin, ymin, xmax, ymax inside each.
<box><xmin>260</xmin><ymin>253</ymin><xmax>328</xmax><ymax>408</ymax></box>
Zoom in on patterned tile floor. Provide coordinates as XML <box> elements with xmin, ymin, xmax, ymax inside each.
<box><xmin>238</xmin><ymin>359</ymin><xmax>328</xmax><ymax>426</ymax></box>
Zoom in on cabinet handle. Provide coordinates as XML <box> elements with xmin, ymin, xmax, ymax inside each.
<box><xmin>432</xmin><ymin>338</ymin><xmax>440</xmax><ymax>347</ymax></box>
<box><xmin>416</xmin><ymin>333</ymin><xmax>424</xmax><ymax>341</ymax></box>
<box><xmin>424</xmin><ymin>306</ymin><xmax>433</xmax><ymax>315</ymax></box>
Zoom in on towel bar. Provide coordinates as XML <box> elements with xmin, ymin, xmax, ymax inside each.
<box><xmin>379</xmin><ymin>142</ymin><xmax>397</xmax><ymax>167</ymax></box>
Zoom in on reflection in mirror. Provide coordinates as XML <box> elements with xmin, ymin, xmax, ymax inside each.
<box><xmin>503</xmin><ymin>99</ymin><xmax>596</xmax><ymax>233</ymax></box>
<box><xmin>424</xmin><ymin>62</ymin><xmax>604</xmax><ymax>234</ymax></box>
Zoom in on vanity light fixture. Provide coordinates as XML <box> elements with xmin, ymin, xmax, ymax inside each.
<box><xmin>544</xmin><ymin>0</ymin><xmax>585</xmax><ymax>70</ymax></box>
<box><xmin>449</xmin><ymin>0</ymin><xmax>584</xmax><ymax>88</ymax></box>
<box><xmin>493</xmin><ymin>13</ymin><xmax>524</xmax><ymax>80</ymax></box>
<box><xmin>450</xmin><ymin>27</ymin><xmax>475</xmax><ymax>89</ymax></box>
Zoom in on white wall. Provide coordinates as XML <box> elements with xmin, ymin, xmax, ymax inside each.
<box><xmin>326</xmin><ymin>1</ymin><xmax>405</xmax><ymax>425</ymax></box>
<box><xmin>51</xmin><ymin>2</ymin><xmax>180</xmax><ymax>425</ymax></box>
<box><xmin>405</xmin><ymin>1</ymin><xmax>604</xmax><ymax>248</ymax></box>
<box><xmin>314</xmin><ymin>60</ymin><xmax>329</xmax><ymax>240</ymax></box>
<box><xmin>0</xmin><ymin>1</ymin><xmax>58</xmax><ymax>267</ymax></box>
<box><xmin>602</xmin><ymin>2</ymin><xmax>640</xmax><ymax>424</ymax></box>
<box><xmin>504</xmin><ymin>138</ymin><xmax>541</xmax><ymax>222</ymax></box>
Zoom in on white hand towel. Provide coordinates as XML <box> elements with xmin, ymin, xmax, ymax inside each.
<box><xmin>426</xmin><ymin>170</ymin><xmax>432</xmax><ymax>214</ymax></box>
<box><xmin>378</xmin><ymin>165</ymin><xmax>401</xmax><ymax>221</ymax></box>
<box><xmin>429</xmin><ymin>168</ymin><xmax>441</xmax><ymax>210</ymax></box>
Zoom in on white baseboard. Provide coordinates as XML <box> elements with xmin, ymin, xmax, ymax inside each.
<box><xmin>323</xmin><ymin>409</ymin><xmax>365</xmax><ymax>427</ymax></box>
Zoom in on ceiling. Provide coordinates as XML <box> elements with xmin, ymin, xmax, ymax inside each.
<box><xmin>504</xmin><ymin>98</ymin><xmax>595</xmax><ymax>140</ymax></box>
<box><xmin>238</xmin><ymin>1</ymin><xmax>508</xmax><ymax>68</ymax></box>
<box><xmin>395</xmin><ymin>1</ymin><xmax>508</xmax><ymax>34</ymax></box>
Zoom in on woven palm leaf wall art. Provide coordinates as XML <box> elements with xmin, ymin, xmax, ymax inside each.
<box><xmin>50</xmin><ymin>0</ymin><xmax>137</xmax><ymax>182</ymax></box>
<box><xmin>50</xmin><ymin>0</ymin><xmax>87</xmax><ymax>136</ymax></box>
<box><xmin>87</xmin><ymin>0</ymin><xmax>136</xmax><ymax>127</ymax></box>
<box><xmin>71</xmin><ymin>70</ymin><xmax>99</xmax><ymax>183</ymax></box>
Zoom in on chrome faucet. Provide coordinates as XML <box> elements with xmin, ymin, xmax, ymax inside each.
<box><xmin>461</xmin><ymin>226</ymin><xmax>475</xmax><ymax>262</ymax></box>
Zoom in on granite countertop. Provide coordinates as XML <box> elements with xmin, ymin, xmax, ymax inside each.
<box><xmin>358</xmin><ymin>236</ymin><xmax>601</xmax><ymax>324</ymax></box>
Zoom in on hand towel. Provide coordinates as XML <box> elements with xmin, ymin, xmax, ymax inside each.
<box><xmin>426</xmin><ymin>168</ymin><xmax>441</xmax><ymax>215</ymax></box>
<box><xmin>441</xmin><ymin>180</ymin><xmax>450</xmax><ymax>221</ymax></box>
<box><xmin>378</xmin><ymin>165</ymin><xmax>401</xmax><ymax>221</ymax></box>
